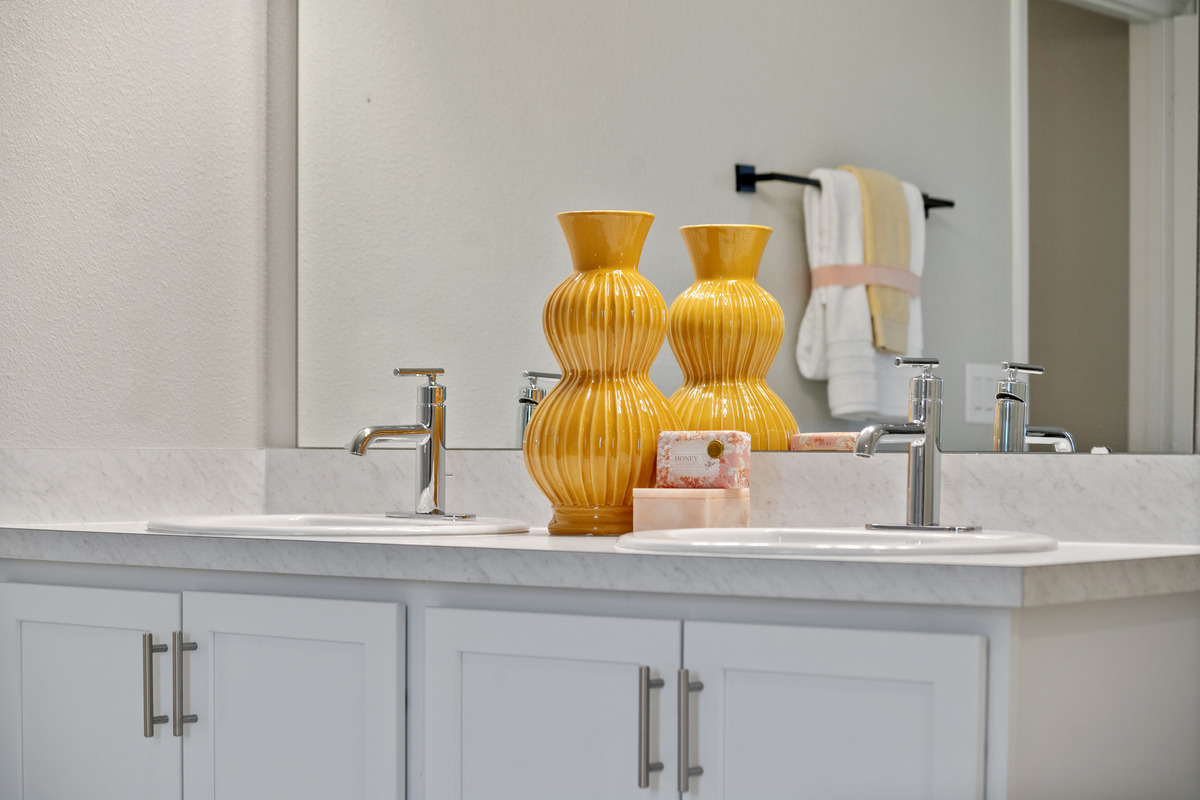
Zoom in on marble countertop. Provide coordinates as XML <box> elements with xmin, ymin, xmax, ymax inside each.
<box><xmin>2</xmin><ymin>521</ymin><xmax>1198</xmax><ymax>608</ymax></box>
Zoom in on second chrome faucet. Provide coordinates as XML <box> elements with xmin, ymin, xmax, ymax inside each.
<box><xmin>854</xmin><ymin>357</ymin><xmax>979</xmax><ymax>532</ymax></box>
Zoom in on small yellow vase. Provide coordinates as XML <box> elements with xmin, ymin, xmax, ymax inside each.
<box><xmin>667</xmin><ymin>224</ymin><xmax>798</xmax><ymax>450</ymax></box>
<box><xmin>523</xmin><ymin>211</ymin><xmax>682</xmax><ymax>535</ymax></box>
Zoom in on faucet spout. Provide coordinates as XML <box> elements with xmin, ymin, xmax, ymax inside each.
<box><xmin>349</xmin><ymin>425</ymin><xmax>430</xmax><ymax>456</ymax></box>
<box><xmin>853</xmin><ymin>422</ymin><xmax>926</xmax><ymax>457</ymax></box>
<box><xmin>1025</xmin><ymin>425</ymin><xmax>1076</xmax><ymax>453</ymax></box>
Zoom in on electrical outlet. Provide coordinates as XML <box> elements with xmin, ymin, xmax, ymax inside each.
<box><xmin>965</xmin><ymin>363</ymin><xmax>1003</xmax><ymax>424</ymax></box>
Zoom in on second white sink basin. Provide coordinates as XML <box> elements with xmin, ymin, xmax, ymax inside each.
<box><xmin>146</xmin><ymin>514</ymin><xmax>529</xmax><ymax>537</ymax></box>
<box><xmin>615</xmin><ymin>526</ymin><xmax>1058</xmax><ymax>556</ymax></box>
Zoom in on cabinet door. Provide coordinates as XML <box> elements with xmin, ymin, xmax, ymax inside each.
<box><xmin>181</xmin><ymin>592</ymin><xmax>403</xmax><ymax>800</ymax></box>
<box><xmin>0</xmin><ymin>583</ymin><xmax>182</xmax><ymax>800</ymax></box>
<box><xmin>425</xmin><ymin>608</ymin><xmax>680</xmax><ymax>800</ymax></box>
<box><xmin>684</xmin><ymin>621</ymin><xmax>986</xmax><ymax>800</ymax></box>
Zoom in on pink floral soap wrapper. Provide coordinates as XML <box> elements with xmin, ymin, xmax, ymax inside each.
<box><xmin>789</xmin><ymin>432</ymin><xmax>859</xmax><ymax>452</ymax></box>
<box><xmin>655</xmin><ymin>430</ymin><xmax>751</xmax><ymax>489</ymax></box>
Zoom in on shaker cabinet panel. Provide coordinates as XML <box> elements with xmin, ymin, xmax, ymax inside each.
<box><xmin>181</xmin><ymin>592</ymin><xmax>404</xmax><ymax>800</ymax></box>
<box><xmin>425</xmin><ymin>607</ymin><xmax>681</xmax><ymax>800</ymax></box>
<box><xmin>683</xmin><ymin>620</ymin><xmax>987</xmax><ymax>800</ymax></box>
<box><xmin>0</xmin><ymin>583</ymin><xmax>182</xmax><ymax>800</ymax></box>
<box><xmin>0</xmin><ymin>583</ymin><xmax>403</xmax><ymax>800</ymax></box>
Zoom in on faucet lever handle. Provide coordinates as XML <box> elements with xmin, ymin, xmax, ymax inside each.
<box><xmin>522</xmin><ymin>370</ymin><xmax>562</xmax><ymax>385</ymax></box>
<box><xmin>393</xmin><ymin>368</ymin><xmax>446</xmax><ymax>405</ymax></box>
<box><xmin>894</xmin><ymin>356</ymin><xmax>940</xmax><ymax>379</ymax></box>
<box><xmin>1000</xmin><ymin>362</ymin><xmax>1044</xmax><ymax>379</ymax></box>
<box><xmin>393</xmin><ymin>367</ymin><xmax>445</xmax><ymax>385</ymax></box>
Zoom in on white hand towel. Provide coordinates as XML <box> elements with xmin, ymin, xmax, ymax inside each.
<box><xmin>795</xmin><ymin>168</ymin><xmax>925</xmax><ymax>421</ymax></box>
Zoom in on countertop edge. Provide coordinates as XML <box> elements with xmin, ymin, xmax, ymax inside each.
<box><xmin>1020</xmin><ymin>555</ymin><xmax>1200</xmax><ymax>607</ymax></box>
<box><xmin>4</xmin><ymin>525</ymin><xmax>1198</xmax><ymax>608</ymax></box>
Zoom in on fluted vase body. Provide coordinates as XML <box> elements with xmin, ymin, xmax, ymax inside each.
<box><xmin>523</xmin><ymin>211</ymin><xmax>682</xmax><ymax>535</ymax></box>
<box><xmin>667</xmin><ymin>224</ymin><xmax>798</xmax><ymax>450</ymax></box>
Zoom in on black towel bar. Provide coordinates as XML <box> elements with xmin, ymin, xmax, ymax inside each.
<box><xmin>735</xmin><ymin>164</ymin><xmax>954</xmax><ymax>217</ymax></box>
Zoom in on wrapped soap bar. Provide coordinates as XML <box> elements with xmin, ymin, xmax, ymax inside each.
<box><xmin>655</xmin><ymin>430</ymin><xmax>750</xmax><ymax>489</ymax></box>
<box><xmin>789</xmin><ymin>432</ymin><xmax>859</xmax><ymax>452</ymax></box>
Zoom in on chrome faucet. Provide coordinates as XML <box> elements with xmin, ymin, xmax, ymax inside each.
<box><xmin>854</xmin><ymin>357</ymin><xmax>978</xmax><ymax>532</ymax></box>
<box><xmin>349</xmin><ymin>368</ymin><xmax>473</xmax><ymax>519</ymax></box>
<box><xmin>993</xmin><ymin>362</ymin><xmax>1076</xmax><ymax>453</ymax></box>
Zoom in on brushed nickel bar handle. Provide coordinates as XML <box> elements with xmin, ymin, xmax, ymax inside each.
<box><xmin>637</xmin><ymin>666</ymin><xmax>665</xmax><ymax>788</ymax></box>
<box><xmin>171</xmin><ymin>631</ymin><xmax>198</xmax><ymax>736</ymax></box>
<box><xmin>677</xmin><ymin>669</ymin><xmax>704</xmax><ymax>793</ymax></box>
<box><xmin>142</xmin><ymin>634</ymin><xmax>168</xmax><ymax>737</ymax></box>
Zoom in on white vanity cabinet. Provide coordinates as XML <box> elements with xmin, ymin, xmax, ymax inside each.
<box><xmin>0</xmin><ymin>584</ymin><xmax>181</xmax><ymax>800</ymax></box>
<box><xmin>0</xmin><ymin>584</ymin><xmax>403</xmax><ymax>800</ymax></box>
<box><xmin>685</xmin><ymin>620</ymin><xmax>986</xmax><ymax>800</ymax></box>
<box><xmin>423</xmin><ymin>608</ymin><xmax>987</xmax><ymax>800</ymax></box>
<box><xmin>424</xmin><ymin>608</ymin><xmax>682</xmax><ymax>799</ymax></box>
<box><xmin>2</xmin><ymin>525</ymin><xmax>1199</xmax><ymax>799</ymax></box>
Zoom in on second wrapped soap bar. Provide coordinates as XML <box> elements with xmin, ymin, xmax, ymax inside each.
<box><xmin>655</xmin><ymin>430</ymin><xmax>751</xmax><ymax>489</ymax></box>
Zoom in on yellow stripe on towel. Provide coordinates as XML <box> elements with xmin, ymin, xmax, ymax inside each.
<box><xmin>841</xmin><ymin>166</ymin><xmax>911</xmax><ymax>354</ymax></box>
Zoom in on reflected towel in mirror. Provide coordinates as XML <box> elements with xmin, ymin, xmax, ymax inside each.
<box><xmin>795</xmin><ymin>167</ymin><xmax>925</xmax><ymax>420</ymax></box>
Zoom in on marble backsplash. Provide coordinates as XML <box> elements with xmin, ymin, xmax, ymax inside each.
<box><xmin>1</xmin><ymin>447</ymin><xmax>1198</xmax><ymax>544</ymax></box>
<box><xmin>0</xmin><ymin>448</ymin><xmax>265</xmax><ymax>524</ymax></box>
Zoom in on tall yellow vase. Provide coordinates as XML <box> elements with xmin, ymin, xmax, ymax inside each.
<box><xmin>523</xmin><ymin>211</ymin><xmax>682</xmax><ymax>535</ymax></box>
<box><xmin>667</xmin><ymin>224</ymin><xmax>798</xmax><ymax>450</ymax></box>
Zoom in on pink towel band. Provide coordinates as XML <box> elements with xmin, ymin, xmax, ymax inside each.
<box><xmin>810</xmin><ymin>263</ymin><xmax>921</xmax><ymax>297</ymax></box>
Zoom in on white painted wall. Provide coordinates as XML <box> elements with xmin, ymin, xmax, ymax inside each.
<box><xmin>0</xmin><ymin>1</ymin><xmax>270</xmax><ymax>448</ymax></box>
<box><xmin>298</xmin><ymin>0</ymin><xmax>1015</xmax><ymax>450</ymax></box>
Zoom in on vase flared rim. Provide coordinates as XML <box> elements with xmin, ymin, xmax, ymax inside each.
<box><xmin>678</xmin><ymin>223</ymin><xmax>772</xmax><ymax>232</ymax></box>
<box><xmin>557</xmin><ymin>210</ymin><xmax>655</xmax><ymax>219</ymax></box>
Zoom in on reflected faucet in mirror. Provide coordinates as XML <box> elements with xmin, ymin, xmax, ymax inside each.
<box><xmin>517</xmin><ymin>371</ymin><xmax>561</xmax><ymax>447</ymax></box>
<box><xmin>349</xmin><ymin>368</ymin><xmax>475</xmax><ymax>520</ymax></box>
<box><xmin>993</xmin><ymin>363</ymin><xmax>1076</xmax><ymax>453</ymax></box>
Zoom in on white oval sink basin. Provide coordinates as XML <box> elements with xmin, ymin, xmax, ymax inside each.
<box><xmin>146</xmin><ymin>514</ymin><xmax>528</xmax><ymax>537</ymax></box>
<box><xmin>615</xmin><ymin>526</ymin><xmax>1058</xmax><ymax>556</ymax></box>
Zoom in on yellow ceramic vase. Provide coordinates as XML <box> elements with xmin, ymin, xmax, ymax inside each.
<box><xmin>667</xmin><ymin>224</ymin><xmax>798</xmax><ymax>450</ymax></box>
<box><xmin>523</xmin><ymin>211</ymin><xmax>682</xmax><ymax>535</ymax></box>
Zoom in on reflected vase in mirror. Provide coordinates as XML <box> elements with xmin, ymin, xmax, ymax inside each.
<box><xmin>523</xmin><ymin>210</ymin><xmax>682</xmax><ymax>535</ymax></box>
<box><xmin>667</xmin><ymin>224</ymin><xmax>799</xmax><ymax>449</ymax></box>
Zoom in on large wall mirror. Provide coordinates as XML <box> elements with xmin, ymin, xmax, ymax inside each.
<box><xmin>298</xmin><ymin>0</ymin><xmax>1197</xmax><ymax>453</ymax></box>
